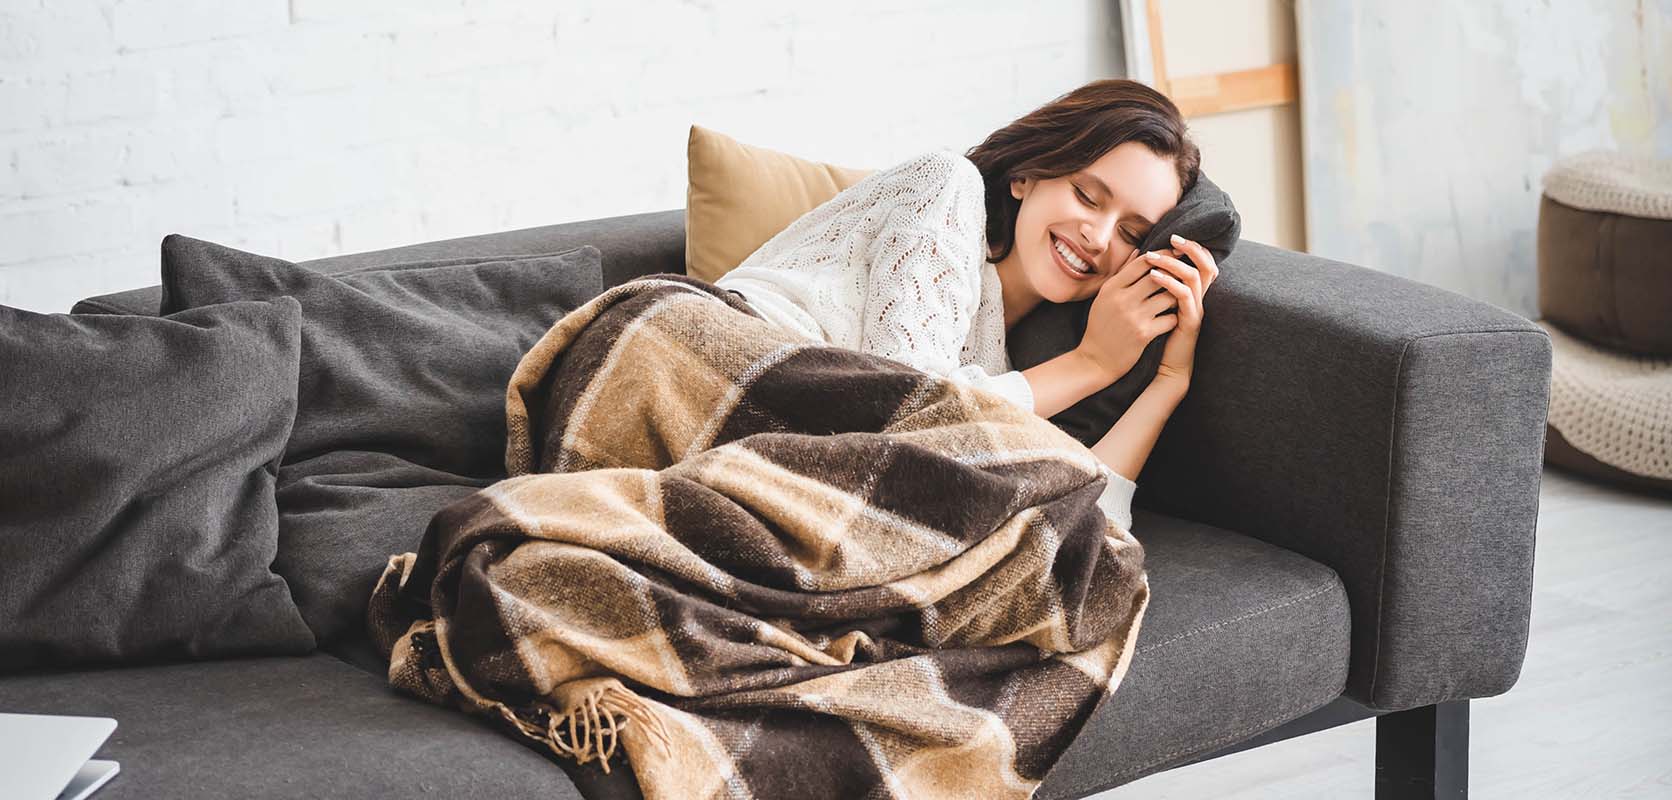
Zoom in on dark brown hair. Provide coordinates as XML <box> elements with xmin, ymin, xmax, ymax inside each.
<box><xmin>966</xmin><ymin>79</ymin><xmax>1200</xmax><ymax>264</ymax></box>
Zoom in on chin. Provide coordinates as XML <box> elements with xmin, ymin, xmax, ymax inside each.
<box><xmin>1040</xmin><ymin>281</ymin><xmax>1081</xmax><ymax>305</ymax></box>
<box><xmin>1032</xmin><ymin>241</ymin><xmax>1098</xmax><ymax>304</ymax></box>
<box><xmin>1035</xmin><ymin>262</ymin><xmax>1092</xmax><ymax>304</ymax></box>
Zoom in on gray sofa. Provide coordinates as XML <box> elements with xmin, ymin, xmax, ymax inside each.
<box><xmin>1</xmin><ymin>208</ymin><xmax>1551</xmax><ymax>799</ymax></box>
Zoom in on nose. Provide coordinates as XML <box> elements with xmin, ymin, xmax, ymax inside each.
<box><xmin>1080</xmin><ymin>214</ymin><xmax>1119</xmax><ymax>258</ymax></box>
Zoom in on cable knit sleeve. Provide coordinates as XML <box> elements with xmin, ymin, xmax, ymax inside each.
<box><xmin>1096</xmin><ymin>464</ymin><xmax>1137</xmax><ymax>533</ymax></box>
<box><xmin>856</xmin><ymin>151</ymin><xmax>1035</xmax><ymax>412</ymax></box>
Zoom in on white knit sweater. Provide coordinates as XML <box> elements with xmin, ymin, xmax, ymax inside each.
<box><xmin>715</xmin><ymin>149</ymin><xmax>1138</xmax><ymax>531</ymax></box>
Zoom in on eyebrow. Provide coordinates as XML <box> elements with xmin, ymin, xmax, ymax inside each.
<box><xmin>1077</xmin><ymin>171</ymin><xmax>1155</xmax><ymax>228</ymax></box>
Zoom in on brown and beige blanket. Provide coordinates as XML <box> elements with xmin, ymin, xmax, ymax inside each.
<box><xmin>367</xmin><ymin>275</ymin><xmax>1151</xmax><ymax>800</ymax></box>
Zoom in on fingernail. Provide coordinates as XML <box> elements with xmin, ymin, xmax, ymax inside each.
<box><xmin>1145</xmin><ymin>252</ymin><xmax>1161</xmax><ymax>260</ymax></box>
<box><xmin>1170</xmin><ymin>234</ymin><xmax>1183</xmax><ymax>242</ymax></box>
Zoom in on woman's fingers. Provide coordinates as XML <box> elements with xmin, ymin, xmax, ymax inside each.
<box><xmin>1123</xmin><ymin>247</ymin><xmax>1181</xmax><ymax>288</ymax></box>
<box><xmin>1168</xmin><ymin>235</ymin><xmax>1220</xmax><ymax>287</ymax></box>
<box><xmin>1141</xmin><ymin>289</ymin><xmax>1177</xmax><ymax>315</ymax></box>
<box><xmin>1147</xmin><ymin>311</ymin><xmax>1180</xmax><ymax>338</ymax></box>
<box><xmin>1118</xmin><ymin>247</ymin><xmax>1164</xmax><ymax>285</ymax></box>
<box><xmin>1142</xmin><ymin>250</ymin><xmax>1203</xmax><ymax>295</ymax></box>
<box><xmin>1146</xmin><ymin>265</ymin><xmax>1201</xmax><ymax>325</ymax></box>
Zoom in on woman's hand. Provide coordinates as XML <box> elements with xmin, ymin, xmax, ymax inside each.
<box><xmin>1143</xmin><ymin>233</ymin><xmax>1220</xmax><ymax>386</ymax></box>
<box><xmin>1076</xmin><ymin>246</ymin><xmax>1192</xmax><ymax>383</ymax></box>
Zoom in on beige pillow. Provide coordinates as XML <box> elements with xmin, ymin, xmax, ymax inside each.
<box><xmin>684</xmin><ymin>124</ymin><xmax>875</xmax><ymax>283</ymax></box>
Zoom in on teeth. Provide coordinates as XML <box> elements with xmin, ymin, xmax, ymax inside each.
<box><xmin>1054</xmin><ymin>237</ymin><xmax>1091</xmax><ymax>273</ymax></box>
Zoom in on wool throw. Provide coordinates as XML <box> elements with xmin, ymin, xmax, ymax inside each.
<box><xmin>367</xmin><ymin>274</ymin><xmax>1151</xmax><ymax>800</ymax></box>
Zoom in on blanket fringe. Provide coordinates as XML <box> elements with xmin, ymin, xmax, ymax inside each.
<box><xmin>496</xmin><ymin>680</ymin><xmax>672</xmax><ymax>774</ymax></box>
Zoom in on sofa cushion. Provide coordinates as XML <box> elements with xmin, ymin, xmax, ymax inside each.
<box><xmin>1036</xmin><ymin>507</ymin><xmax>1350</xmax><ymax>797</ymax></box>
<box><xmin>684</xmin><ymin>123</ymin><xmax>874</xmax><ymax>282</ymax></box>
<box><xmin>157</xmin><ymin>236</ymin><xmax>606</xmax><ymax>647</ymax></box>
<box><xmin>274</xmin><ymin>450</ymin><xmax>488</xmax><ymax>649</ymax></box>
<box><xmin>159</xmin><ymin>235</ymin><xmax>605</xmax><ymax>481</ymax></box>
<box><xmin>0</xmin><ymin>654</ymin><xmax>590</xmax><ymax>799</ymax></box>
<box><xmin>0</xmin><ymin>298</ymin><xmax>315</xmax><ymax>671</ymax></box>
<box><xmin>71</xmin><ymin>210</ymin><xmax>688</xmax><ymax>317</ymax></box>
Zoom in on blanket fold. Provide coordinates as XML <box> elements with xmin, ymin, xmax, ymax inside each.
<box><xmin>368</xmin><ymin>274</ymin><xmax>1150</xmax><ymax>800</ymax></box>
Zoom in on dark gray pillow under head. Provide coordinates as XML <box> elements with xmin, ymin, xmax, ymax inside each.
<box><xmin>157</xmin><ymin>236</ymin><xmax>606</xmax><ymax>647</ymax></box>
<box><xmin>0</xmin><ymin>297</ymin><xmax>316</xmax><ymax>671</ymax></box>
<box><xmin>1007</xmin><ymin>170</ymin><xmax>1241</xmax><ymax>448</ymax></box>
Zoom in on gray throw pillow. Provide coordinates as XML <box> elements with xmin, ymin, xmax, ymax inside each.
<box><xmin>0</xmin><ymin>298</ymin><xmax>316</xmax><ymax>671</ymax></box>
<box><xmin>274</xmin><ymin>451</ymin><xmax>489</xmax><ymax>651</ymax></box>
<box><xmin>159</xmin><ymin>236</ymin><xmax>606</xmax><ymax>480</ymax></box>
<box><xmin>158</xmin><ymin>236</ymin><xmax>607</xmax><ymax>647</ymax></box>
<box><xmin>1007</xmin><ymin>171</ymin><xmax>1241</xmax><ymax>448</ymax></box>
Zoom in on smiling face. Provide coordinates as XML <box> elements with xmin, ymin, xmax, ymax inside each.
<box><xmin>995</xmin><ymin>141</ymin><xmax>1183</xmax><ymax>305</ymax></box>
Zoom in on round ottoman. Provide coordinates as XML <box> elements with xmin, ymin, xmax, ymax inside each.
<box><xmin>1536</xmin><ymin>151</ymin><xmax>1672</xmax><ymax>495</ymax></box>
<box><xmin>1538</xmin><ymin>320</ymin><xmax>1672</xmax><ymax>495</ymax></box>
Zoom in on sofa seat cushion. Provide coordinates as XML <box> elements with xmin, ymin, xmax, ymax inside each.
<box><xmin>1036</xmin><ymin>508</ymin><xmax>1351</xmax><ymax>798</ymax></box>
<box><xmin>0</xmin><ymin>654</ymin><xmax>589</xmax><ymax>799</ymax></box>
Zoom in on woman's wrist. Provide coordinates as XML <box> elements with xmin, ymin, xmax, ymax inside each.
<box><xmin>1068</xmin><ymin>345</ymin><xmax>1123</xmax><ymax>386</ymax></box>
<box><xmin>1090</xmin><ymin>374</ymin><xmax>1188</xmax><ymax>481</ymax></box>
<box><xmin>1021</xmin><ymin>347</ymin><xmax>1121</xmax><ymax>419</ymax></box>
<box><xmin>1148</xmin><ymin>373</ymin><xmax>1190</xmax><ymax>402</ymax></box>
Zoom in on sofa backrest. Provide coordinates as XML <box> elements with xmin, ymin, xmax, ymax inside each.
<box><xmin>71</xmin><ymin>209</ymin><xmax>689</xmax><ymax>316</ymax></box>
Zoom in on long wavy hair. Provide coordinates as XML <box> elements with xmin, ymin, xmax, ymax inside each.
<box><xmin>967</xmin><ymin>79</ymin><xmax>1200</xmax><ymax>264</ymax></box>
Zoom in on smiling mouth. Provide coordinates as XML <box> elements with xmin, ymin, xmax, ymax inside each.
<box><xmin>1051</xmin><ymin>234</ymin><xmax>1094</xmax><ymax>277</ymax></box>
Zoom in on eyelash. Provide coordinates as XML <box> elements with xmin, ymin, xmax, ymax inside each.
<box><xmin>1075</xmin><ymin>186</ymin><xmax>1141</xmax><ymax>244</ymax></box>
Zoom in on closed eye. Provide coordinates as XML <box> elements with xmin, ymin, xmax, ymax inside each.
<box><xmin>1073</xmin><ymin>186</ymin><xmax>1096</xmax><ymax>208</ymax></box>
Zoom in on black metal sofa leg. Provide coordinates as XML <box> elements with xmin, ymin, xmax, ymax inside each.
<box><xmin>1375</xmin><ymin>699</ymin><xmax>1470</xmax><ymax>799</ymax></box>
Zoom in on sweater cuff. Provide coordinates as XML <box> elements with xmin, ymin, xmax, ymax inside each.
<box><xmin>945</xmin><ymin>365</ymin><xmax>1035</xmax><ymax>415</ymax></box>
<box><xmin>1095</xmin><ymin>464</ymin><xmax>1136</xmax><ymax>533</ymax></box>
<box><xmin>988</xmin><ymin>369</ymin><xmax>1035</xmax><ymax>415</ymax></box>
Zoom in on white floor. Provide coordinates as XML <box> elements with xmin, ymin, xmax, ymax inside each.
<box><xmin>1092</xmin><ymin>467</ymin><xmax>1672</xmax><ymax>799</ymax></box>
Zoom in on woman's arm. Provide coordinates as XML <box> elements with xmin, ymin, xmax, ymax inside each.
<box><xmin>1089</xmin><ymin>375</ymin><xmax>1188</xmax><ymax>483</ymax></box>
<box><xmin>1020</xmin><ymin>348</ymin><xmax>1120</xmax><ymax>420</ymax></box>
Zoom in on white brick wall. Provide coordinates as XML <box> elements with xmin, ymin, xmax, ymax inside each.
<box><xmin>0</xmin><ymin>0</ymin><xmax>1120</xmax><ymax>312</ymax></box>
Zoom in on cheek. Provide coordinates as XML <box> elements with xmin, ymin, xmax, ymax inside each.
<box><xmin>1110</xmin><ymin>237</ymin><xmax>1146</xmax><ymax>266</ymax></box>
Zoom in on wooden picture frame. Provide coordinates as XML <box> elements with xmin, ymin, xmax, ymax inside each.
<box><xmin>1122</xmin><ymin>0</ymin><xmax>1299</xmax><ymax>118</ymax></box>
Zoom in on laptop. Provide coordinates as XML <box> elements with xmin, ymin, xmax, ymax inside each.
<box><xmin>0</xmin><ymin>713</ymin><xmax>121</xmax><ymax>800</ymax></box>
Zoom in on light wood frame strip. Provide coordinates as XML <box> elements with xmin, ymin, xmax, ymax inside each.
<box><xmin>1144</xmin><ymin>0</ymin><xmax>1298</xmax><ymax>118</ymax></box>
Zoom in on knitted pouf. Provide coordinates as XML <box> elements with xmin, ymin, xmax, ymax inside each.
<box><xmin>1536</xmin><ymin>150</ymin><xmax>1672</xmax><ymax>494</ymax></box>
<box><xmin>1538</xmin><ymin>150</ymin><xmax>1672</xmax><ymax>356</ymax></box>
<box><xmin>1538</xmin><ymin>319</ymin><xmax>1672</xmax><ymax>495</ymax></box>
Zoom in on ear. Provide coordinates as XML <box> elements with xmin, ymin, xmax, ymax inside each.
<box><xmin>1009</xmin><ymin>176</ymin><xmax>1029</xmax><ymax>201</ymax></box>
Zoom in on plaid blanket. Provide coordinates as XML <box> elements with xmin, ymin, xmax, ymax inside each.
<box><xmin>368</xmin><ymin>275</ymin><xmax>1151</xmax><ymax>800</ymax></box>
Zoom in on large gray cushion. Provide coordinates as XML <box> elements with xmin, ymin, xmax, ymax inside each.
<box><xmin>275</xmin><ymin>452</ymin><xmax>487</xmax><ymax>652</ymax></box>
<box><xmin>158</xmin><ymin>236</ymin><xmax>605</xmax><ymax>481</ymax></box>
<box><xmin>0</xmin><ymin>298</ymin><xmax>315</xmax><ymax>671</ymax></box>
<box><xmin>157</xmin><ymin>236</ymin><xmax>606</xmax><ymax>647</ymax></box>
<box><xmin>72</xmin><ymin>210</ymin><xmax>687</xmax><ymax>317</ymax></box>
<box><xmin>1008</xmin><ymin>172</ymin><xmax>1242</xmax><ymax>447</ymax></box>
<box><xmin>0</xmin><ymin>654</ymin><xmax>587</xmax><ymax>799</ymax></box>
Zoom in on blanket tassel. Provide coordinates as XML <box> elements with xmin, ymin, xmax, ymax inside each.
<box><xmin>497</xmin><ymin>682</ymin><xmax>672</xmax><ymax>774</ymax></box>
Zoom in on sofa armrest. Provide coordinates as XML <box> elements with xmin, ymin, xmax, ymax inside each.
<box><xmin>1137</xmin><ymin>240</ymin><xmax>1552</xmax><ymax>712</ymax></box>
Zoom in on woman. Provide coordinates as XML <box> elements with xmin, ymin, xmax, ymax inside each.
<box><xmin>715</xmin><ymin>79</ymin><xmax>1218</xmax><ymax>532</ymax></box>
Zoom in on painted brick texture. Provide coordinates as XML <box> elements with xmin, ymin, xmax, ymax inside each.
<box><xmin>0</xmin><ymin>0</ymin><xmax>1112</xmax><ymax>311</ymax></box>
